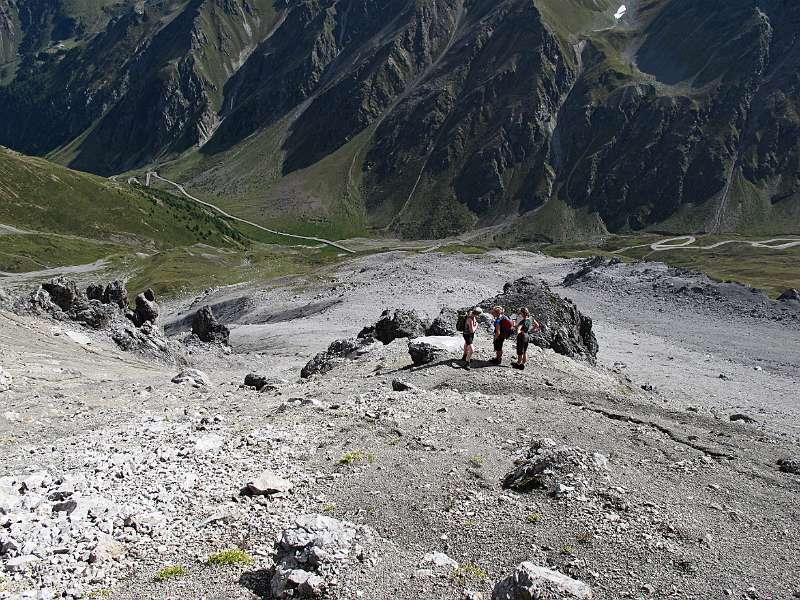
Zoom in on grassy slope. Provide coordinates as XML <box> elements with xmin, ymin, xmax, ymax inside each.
<box><xmin>0</xmin><ymin>146</ymin><xmax>245</xmax><ymax>271</ymax></box>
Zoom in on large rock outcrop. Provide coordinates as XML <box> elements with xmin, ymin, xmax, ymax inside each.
<box><xmin>301</xmin><ymin>337</ymin><xmax>377</xmax><ymax>379</ymax></box>
<box><xmin>191</xmin><ymin>305</ymin><xmax>230</xmax><ymax>345</ymax></box>
<box><xmin>475</xmin><ymin>277</ymin><xmax>598</xmax><ymax>363</ymax></box>
<box><xmin>359</xmin><ymin>309</ymin><xmax>429</xmax><ymax>345</ymax></box>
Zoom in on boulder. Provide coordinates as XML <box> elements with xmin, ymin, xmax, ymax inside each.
<box><xmin>242</xmin><ymin>470</ymin><xmax>293</xmax><ymax>496</ymax></box>
<box><xmin>362</xmin><ymin>309</ymin><xmax>429</xmax><ymax>344</ymax></box>
<box><xmin>191</xmin><ymin>305</ymin><xmax>230</xmax><ymax>344</ymax></box>
<box><xmin>778</xmin><ymin>457</ymin><xmax>800</xmax><ymax>475</ymax></box>
<box><xmin>301</xmin><ymin>337</ymin><xmax>376</xmax><ymax>378</ymax></box>
<box><xmin>112</xmin><ymin>321</ymin><xmax>177</xmax><ymax>361</ymax></box>
<box><xmin>102</xmin><ymin>280</ymin><xmax>129</xmax><ymax>308</ymax></box>
<box><xmin>493</xmin><ymin>562</ymin><xmax>592</xmax><ymax>599</ymax></box>
<box><xmin>778</xmin><ymin>288</ymin><xmax>800</xmax><ymax>302</ymax></box>
<box><xmin>244</xmin><ymin>373</ymin><xmax>286</xmax><ymax>391</ymax></box>
<box><xmin>171</xmin><ymin>369</ymin><xmax>211</xmax><ymax>388</ymax></box>
<box><xmin>408</xmin><ymin>336</ymin><xmax>463</xmax><ymax>366</ymax></box>
<box><xmin>426</xmin><ymin>308</ymin><xmax>459</xmax><ymax>336</ymax></box>
<box><xmin>41</xmin><ymin>277</ymin><xmax>81</xmax><ymax>312</ymax></box>
<box><xmin>134</xmin><ymin>289</ymin><xmax>159</xmax><ymax>324</ymax></box>
<box><xmin>271</xmin><ymin>514</ymin><xmax>358</xmax><ymax>599</ymax></box>
<box><xmin>72</xmin><ymin>300</ymin><xmax>115</xmax><ymax>329</ymax></box>
<box><xmin>86</xmin><ymin>283</ymin><xmax>105</xmax><ymax>302</ymax></box>
<box><xmin>475</xmin><ymin>277</ymin><xmax>598</xmax><ymax>363</ymax></box>
<box><xmin>502</xmin><ymin>438</ymin><xmax>609</xmax><ymax>497</ymax></box>
<box><xmin>391</xmin><ymin>379</ymin><xmax>416</xmax><ymax>392</ymax></box>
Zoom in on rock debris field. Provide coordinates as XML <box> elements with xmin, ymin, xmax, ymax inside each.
<box><xmin>0</xmin><ymin>250</ymin><xmax>798</xmax><ymax>600</ymax></box>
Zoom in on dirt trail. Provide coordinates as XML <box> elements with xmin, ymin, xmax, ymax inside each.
<box><xmin>147</xmin><ymin>173</ymin><xmax>355</xmax><ymax>254</ymax></box>
<box><xmin>614</xmin><ymin>235</ymin><xmax>800</xmax><ymax>253</ymax></box>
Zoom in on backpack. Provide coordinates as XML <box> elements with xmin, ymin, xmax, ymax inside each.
<box><xmin>456</xmin><ymin>311</ymin><xmax>468</xmax><ymax>332</ymax></box>
<box><xmin>499</xmin><ymin>316</ymin><xmax>514</xmax><ymax>337</ymax></box>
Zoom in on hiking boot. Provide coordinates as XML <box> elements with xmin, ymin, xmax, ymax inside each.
<box><xmin>512</xmin><ymin>362</ymin><xmax>522</xmax><ymax>370</ymax></box>
<box><xmin>465</xmin><ymin>361</ymin><xmax>471</xmax><ymax>370</ymax></box>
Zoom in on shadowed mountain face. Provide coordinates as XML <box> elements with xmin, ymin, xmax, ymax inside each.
<box><xmin>0</xmin><ymin>0</ymin><xmax>798</xmax><ymax>239</ymax></box>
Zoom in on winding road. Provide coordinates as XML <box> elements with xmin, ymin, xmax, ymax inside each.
<box><xmin>146</xmin><ymin>173</ymin><xmax>355</xmax><ymax>254</ymax></box>
<box><xmin>614</xmin><ymin>235</ymin><xmax>800</xmax><ymax>254</ymax></box>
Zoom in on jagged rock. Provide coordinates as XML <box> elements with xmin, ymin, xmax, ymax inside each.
<box><xmin>502</xmin><ymin>439</ymin><xmax>609</xmax><ymax>497</ymax></box>
<box><xmin>492</xmin><ymin>562</ymin><xmax>592</xmax><ymax>599</ymax></box>
<box><xmin>171</xmin><ymin>369</ymin><xmax>211</xmax><ymax>388</ymax></box>
<box><xmin>0</xmin><ymin>368</ymin><xmax>11</xmax><ymax>393</ymax></box>
<box><xmin>72</xmin><ymin>300</ymin><xmax>115</xmax><ymax>329</ymax></box>
<box><xmin>134</xmin><ymin>289</ymin><xmax>159</xmax><ymax>324</ymax></box>
<box><xmin>408</xmin><ymin>336</ymin><xmax>463</xmax><ymax>366</ymax></box>
<box><xmin>778</xmin><ymin>458</ymin><xmax>800</xmax><ymax>475</ymax></box>
<box><xmin>33</xmin><ymin>278</ymin><xmax>115</xmax><ymax>329</ymax></box>
<box><xmin>242</xmin><ymin>471</ymin><xmax>293</xmax><ymax>496</ymax></box>
<box><xmin>41</xmin><ymin>277</ymin><xmax>81</xmax><ymax>312</ymax></box>
<box><xmin>426</xmin><ymin>308</ymin><xmax>459</xmax><ymax>336</ymax></box>
<box><xmin>301</xmin><ymin>337</ymin><xmax>376</xmax><ymax>378</ymax></box>
<box><xmin>191</xmin><ymin>305</ymin><xmax>230</xmax><ymax>344</ymax></box>
<box><xmin>271</xmin><ymin>514</ymin><xmax>358</xmax><ymax>599</ymax></box>
<box><xmin>778</xmin><ymin>288</ymin><xmax>800</xmax><ymax>302</ymax></box>
<box><xmin>363</xmin><ymin>309</ymin><xmax>429</xmax><ymax>345</ymax></box>
<box><xmin>86</xmin><ymin>284</ymin><xmax>104</xmax><ymax>302</ymax></box>
<box><xmin>476</xmin><ymin>277</ymin><xmax>598</xmax><ymax>363</ymax></box>
<box><xmin>111</xmin><ymin>321</ymin><xmax>177</xmax><ymax>362</ymax></box>
<box><xmin>102</xmin><ymin>280</ymin><xmax>129</xmax><ymax>308</ymax></box>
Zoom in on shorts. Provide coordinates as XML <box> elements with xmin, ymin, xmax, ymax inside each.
<box><xmin>463</xmin><ymin>332</ymin><xmax>475</xmax><ymax>345</ymax></box>
<box><xmin>493</xmin><ymin>336</ymin><xmax>507</xmax><ymax>352</ymax></box>
<box><xmin>516</xmin><ymin>333</ymin><xmax>529</xmax><ymax>355</ymax></box>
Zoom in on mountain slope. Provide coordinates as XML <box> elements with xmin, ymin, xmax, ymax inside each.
<box><xmin>0</xmin><ymin>0</ymin><xmax>798</xmax><ymax>239</ymax></box>
<box><xmin>0</xmin><ymin>146</ymin><xmax>245</xmax><ymax>271</ymax></box>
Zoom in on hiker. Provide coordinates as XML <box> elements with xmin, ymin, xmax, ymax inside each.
<box><xmin>461</xmin><ymin>307</ymin><xmax>481</xmax><ymax>369</ymax></box>
<box><xmin>490</xmin><ymin>306</ymin><xmax>514</xmax><ymax>365</ymax></box>
<box><xmin>512</xmin><ymin>307</ymin><xmax>540</xmax><ymax>370</ymax></box>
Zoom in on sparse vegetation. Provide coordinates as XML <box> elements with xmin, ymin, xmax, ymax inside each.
<box><xmin>467</xmin><ymin>455</ymin><xmax>485</xmax><ymax>468</ymax></box>
<box><xmin>207</xmin><ymin>549</ymin><xmax>253</xmax><ymax>567</ymax></box>
<box><xmin>154</xmin><ymin>566</ymin><xmax>187</xmax><ymax>582</ymax></box>
<box><xmin>453</xmin><ymin>562</ymin><xmax>489</xmax><ymax>583</ymax></box>
<box><xmin>338</xmin><ymin>449</ymin><xmax>375</xmax><ymax>465</ymax></box>
<box><xmin>526</xmin><ymin>513</ymin><xmax>541</xmax><ymax>524</ymax></box>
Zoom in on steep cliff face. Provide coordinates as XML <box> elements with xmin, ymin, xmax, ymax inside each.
<box><xmin>0</xmin><ymin>0</ymin><xmax>277</xmax><ymax>172</ymax></box>
<box><xmin>0</xmin><ymin>0</ymin><xmax>20</xmax><ymax>68</ymax></box>
<box><xmin>0</xmin><ymin>0</ymin><xmax>798</xmax><ymax>238</ymax></box>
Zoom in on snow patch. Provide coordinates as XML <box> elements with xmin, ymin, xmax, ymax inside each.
<box><xmin>614</xmin><ymin>5</ymin><xmax>627</xmax><ymax>20</ymax></box>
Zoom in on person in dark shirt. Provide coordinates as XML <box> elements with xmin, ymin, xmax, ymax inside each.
<box><xmin>512</xmin><ymin>307</ymin><xmax>540</xmax><ymax>370</ymax></box>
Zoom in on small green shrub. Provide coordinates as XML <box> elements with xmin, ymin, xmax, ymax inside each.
<box><xmin>339</xmin><ymin>450</ymin><xmax>365</xmax><ymax>465</ymax></box>
<box><xmin>468</xmin><ymin>455</ymin><xmax>484</xmax><ymax>468</ymax></box>
<box><xmin>453</xmin><ymin>562</ymin><xmax>489</xmax><ymax>582</ymax></box>
<box><xmin>207</xmin><ymin>549</ymin><xmax>253</xmax><ymax>566</ymax></box>
<box><xmin>154</xmin><ymin>566</ymin><xmax>187</xmax><ymax>581</ymax></box>
<box><xmin>526</xmin><ymin>513</ymin><xmax>541</xmax><ymax>524</ymax></box>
